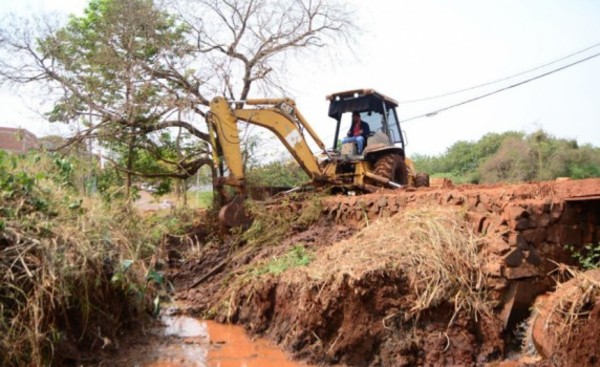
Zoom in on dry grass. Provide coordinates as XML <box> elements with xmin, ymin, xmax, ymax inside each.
<box><xmin>0</xmin><ymin>153</ymin><xmax>166</xmax><ymax>366</ymax></box>
<box><xmin>546</xmin><ymin>267</ymin><xmax>600</xmax><ymax>343</ymax></box>
<box><xmin>210</xmin><ymin>199</ymin><xmax>491</xmax><ymax>326</ymax></box>
<box><xmin>284</xmin><ymin>206</ymin><xmax>491</xmax><ymax>322</ymax></box>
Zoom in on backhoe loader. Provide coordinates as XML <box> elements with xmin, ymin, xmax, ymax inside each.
<box><xmin>207</xmin><ymin>89</ymin><xmax>429</xmax><ymax>228</ymax></box>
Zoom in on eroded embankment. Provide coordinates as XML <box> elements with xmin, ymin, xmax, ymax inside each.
<box><xmin>322</xmin><ymin>179</ymin><xmax>600</xmax><ymax>333</ymax></box>
<box><xmin>177</xmin><ymin>178</ymin><xmax>600</xmax><ymax>366</ymax></box>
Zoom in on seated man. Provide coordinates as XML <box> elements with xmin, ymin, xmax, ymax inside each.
<box><xmin>342</xmin><ymin>111</ymin><xmax>370</xmax><ymax>154</ymax></box>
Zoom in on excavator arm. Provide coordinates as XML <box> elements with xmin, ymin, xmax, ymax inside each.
<box><xmin>207</xmin><ymin>96</ymin><xmax>329</xmax><ymax>227</ymax></box>
<box><xmin>208</xmin><ymin>96</ymin><xmax>328</xmax><ymax>190</ymax></box>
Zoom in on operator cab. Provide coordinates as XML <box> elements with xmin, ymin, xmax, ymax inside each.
<box><xmin>326</xmin><ymin>89</ymin><xmax>405</xmax><ymax>156</ymax></box>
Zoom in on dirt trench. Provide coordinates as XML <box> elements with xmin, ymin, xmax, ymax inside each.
<box><xmin>174</xmin><ymin>178</ymin><xmax>600</xmax><ymax>367</ymax></box>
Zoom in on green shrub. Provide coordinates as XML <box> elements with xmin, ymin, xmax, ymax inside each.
<box><xmin>566</xmin><ymin>243</ymin><xmax>600</xmax><ymax>270</ymax></box>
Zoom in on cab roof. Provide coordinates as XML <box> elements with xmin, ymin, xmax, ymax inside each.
<box><xmin>326</xmin><ymin>89</ymin><xmax>398</xmax><ymax>119</ymax></box>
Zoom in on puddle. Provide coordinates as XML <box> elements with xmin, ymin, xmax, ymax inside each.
<box><xmin>109</xmin><ymin>312</ymin><xmax>314</xmax><ymax>367</ymax></box>
<box><xmin>203</xmin><ymin>320</ymin><xmax>313</xmax><ymax>367</ymax></box>
<box><xmin>162</xmin><ymin>315</ymin><xmax>208</xmax><ymax>338</ymax></box>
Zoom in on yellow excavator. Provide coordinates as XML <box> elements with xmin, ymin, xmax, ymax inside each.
<box><xmin>207</xmin><ymin>89</ymin><xmax>429</xmax><ymax>227</ymax></box>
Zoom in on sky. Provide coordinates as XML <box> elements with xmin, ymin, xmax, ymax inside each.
<box><xmin>1</xmin><ymin>0</ymin><xmax>599</xmax><ymax>158</ymax></box>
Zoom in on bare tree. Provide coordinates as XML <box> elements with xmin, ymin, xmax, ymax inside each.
<box><xmin>168</xmin><ymin>0</ymin><xmax>353</xmax><ymax>102</ymax></box>
<box><xmin>164</xmin><ymin>0</ymin><xmax>354</xmax><ymax>184</ymax></box>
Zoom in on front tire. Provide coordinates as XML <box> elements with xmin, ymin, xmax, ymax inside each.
<box><xmin>373</xmin><ymin>154</ymin><xmax>408</xmax><ymax>186</ymax></box>
<box><xmin>415</xmin><ymin>172</ymin><xmax>430</xmax><ymax>187</ymax></box>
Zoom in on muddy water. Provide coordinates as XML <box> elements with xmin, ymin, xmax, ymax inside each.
<box><xmin>119</xmin><ymin>313</ymin><xmax>313</xmax><ymax>367</ymax></box>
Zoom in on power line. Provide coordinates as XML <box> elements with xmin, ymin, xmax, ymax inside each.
<box><xmin>398</xmin><ymin>41</ymin><xmax>600</xmax><ymax>104</ymax></box>
<box><xmin>399</xmin><ymin>50</ymin><xmax>600</xmax><ymax>123</ymax></box>
<box><xmin>260</xmin><ymin>46</ymin><xmax>600</xmax><ymax>151</ymax></box>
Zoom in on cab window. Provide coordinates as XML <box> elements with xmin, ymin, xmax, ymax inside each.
<box><xmin>386</xmin><ymin>108</ymin><xmax>401</xmax><ymax>144</ymax></box>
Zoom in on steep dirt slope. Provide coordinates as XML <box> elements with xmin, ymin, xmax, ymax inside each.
<box><xmin>173</xmin><ymin>178</ymin><xmax>600</xmax><ymax>366</ymax></box>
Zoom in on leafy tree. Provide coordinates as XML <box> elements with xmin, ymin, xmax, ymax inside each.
<box><xmin>414</xmin><ymin>132</ymin><xmax>521</xmax><ymax>183</ymax></box>
<box><xmin>567</xmin><ymin>145</ymin><xmax>600</xmax><ymax>178</ymax></box>
<box><xmin>414</xmin><ymin>129</ymin><xmax>600</xmax><ymax>184</ymax></box>
<box><xmin>0</xmin><ymin>0</ymin><xmax>210</xmax><ymax>197</ymax></box>
<box><xmin>0</xmin><ymin>0</ymin><xmax>354</xmax><ymax>199</ymax></box>
<box><xmin>479</xmin><ymin>136</ymin><xmax>534</xmax><ymax>183</ymax></box>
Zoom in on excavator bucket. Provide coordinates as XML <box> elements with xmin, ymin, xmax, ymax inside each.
<box><xmin>219</xmin><ymin>194</ymin><xmax>251</xmax><ymax>229</ymax></box>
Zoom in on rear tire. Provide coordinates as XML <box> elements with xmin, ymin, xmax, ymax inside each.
<box><xmin>415</xmin><ymin>172</ymin><xmax>430</xmax><ymax>187</ymax></box>
<box><xmin>373</xmin><ymin>154</ymin><xmax>408</xmax><ymax>186</ymax></box>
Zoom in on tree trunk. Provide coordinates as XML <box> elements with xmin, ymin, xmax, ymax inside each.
<box><xmin>125</xmin><ymin>135</ymin><xmax>135</xmax><ymax>200</ymax></box>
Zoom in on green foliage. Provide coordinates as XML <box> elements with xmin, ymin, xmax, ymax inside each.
<box><xmin>0</xmin><ymin>154</ymin><xmax>48</xmax><ymax>215</ymax></box>
<box><xmin>43</xmin><ymin>0</ymin><xmax>186</xmax><ymax>123</ymax></box>
<box><xmin>96</xmin><ymin>167</ymin><xmax>124</xmax><ymax>201</ymax></box>
<box><xmin>36</xmin><ymin>0</ymin><xmax>209</xmax><ymax>187</ymax></box>
<box><xmin>479</xmin><ymin>137</ymin><xmax>533</xmax><ymax>183</ymax></box>
<box><xmin>566</xmin><ymin>243</ymin><xmax>600</xmax><ymax>270</ymax></box>
<box><xmin>247</xmin><ymin>160</ymin><xmax>309</xmax><ymax>187</ymax></box>
<box><xmin>54</xmin><ymin>157</ymin><xmax>75</xmax><ymax>186</ymax></box>
<box><xmin>413</xmin><ymin>129</ymin><xmax>600</xmax><ymax>184</ymax></box>
<box><xmin>126</xmin><ymin>133</ymin><xmax>208</xmax><ymax>184</ymax></box>
<box><xmin>152</xmin><ymin>179</ymin><xmax>172</xmax><ymax>197</ymax></box>
<box><xmin>413</xmin><ymin>131</ymin><xmax>523</xmax><ymax>183</ymax></box>
<box><xmin>569</xmin><ymin>162</ymin><xmax>600</xmax><ymax>179</ymax></box>
<box><xmin>111</xmin><ymin>259</ymin><xmax>165</xmax><ymax>316</ymax></box>
<box><xmin>256</xmin><ymin>245</ymin><xmax>312</xmax><ymax>276</ymax></box>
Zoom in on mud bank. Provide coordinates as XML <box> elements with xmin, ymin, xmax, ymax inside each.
<box><xmin>175</xmin><ymin>178</ymin><xmax>600</xmax><ymax>366</ymax></box>
<box><xmin>233</xmin><ymin>272</ymin><xmax>503</xmax><ymax>366</ymax></box>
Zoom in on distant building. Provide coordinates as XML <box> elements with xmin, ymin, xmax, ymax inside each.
<box><xmin>0</xmin><ymin>127</ymin><xmax>40</xmax><ymax>153</ymax></box>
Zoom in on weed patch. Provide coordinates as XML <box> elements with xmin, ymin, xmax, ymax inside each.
<box><xmin>256</xmin><ymin>245</ymin><xmax>312</xmax><ymax>276</ymax></box>
<box><xmin>240</xmin><ymin>193</ymin><xmax>323</xmax><ymax>248</ymax></box>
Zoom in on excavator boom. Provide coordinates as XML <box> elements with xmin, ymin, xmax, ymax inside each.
<box><xmin>209</xmin><ymin>97</ymin><xmax>327</xmax><ymax>188</ymax></box>
<box><xmin>208</xmin><ymin>97</ymin><xmax>330</xmax><ymax>228</ymax></box>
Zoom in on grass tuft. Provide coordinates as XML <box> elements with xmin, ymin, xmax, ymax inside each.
<box><xmin>257</xmin><ymin>244</ymin><xmax>312</xmax><ymax>276</ymax></box>
<box><xmin>546</xmin><ymin>268</ymin><xmax>600</xmax><ymax>344</ymax></box>
<box><xmin>289</xmin><ymin>206</ymin><xmax>491</xmax><ymax>323</ymax></box>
